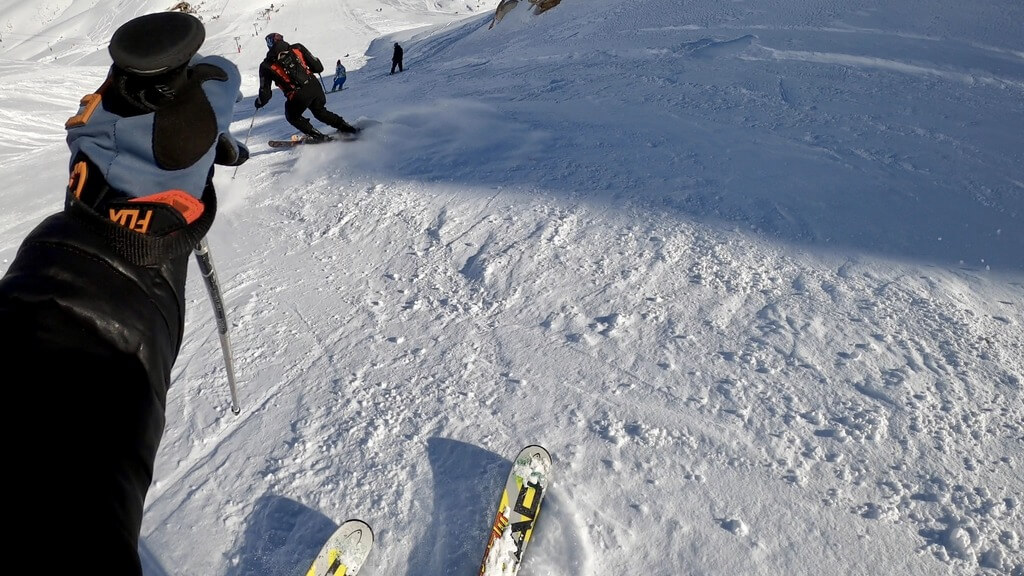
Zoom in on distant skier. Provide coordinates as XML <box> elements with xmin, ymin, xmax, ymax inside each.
<box><xmin>390</xmin><ymin>42</ymin><xmax>404</xmax><ymax>74</ymax></box>
<box><xmin>331</xmin><ymin>59</ymin><xmax>347</xmax><ymax>92</ymax></box>
<box><xmin>255</xmin><ymin>33</ymin><xmax>359</xmax><ymax>142</ymax></box>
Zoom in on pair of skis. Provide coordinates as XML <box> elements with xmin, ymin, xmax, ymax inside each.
<box><xmin>268</xmin><ymin>118</ymin><xmax>382</xmax><ymax>148</ymax></box>
<box><xmin>306</xmin><ymin>445</ymin><xmax>552</xmax><ymax>576</ymax></box>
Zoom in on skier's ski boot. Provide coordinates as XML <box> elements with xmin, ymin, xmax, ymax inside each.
<box><xmin>335</xmin><ymin>120</ymin><xmax>362</xmax><ymax>135</ymax></box>
<box><xmin>305</xmin><ymin>129</ymin><xmax>333</xmax><ymax>144</ymax></box>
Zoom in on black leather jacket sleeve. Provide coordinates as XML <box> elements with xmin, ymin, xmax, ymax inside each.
<box><xmin>0</xmin><ymin>207</ymin><xmax>188</xmax><ymax>573</ymax></box>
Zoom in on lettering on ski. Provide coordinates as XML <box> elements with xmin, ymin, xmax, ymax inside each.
<box><xmin>305</xmin><ymin>519</ymin><xmax>374</xmax><ymax>576</ymax></box>
<box><xmin>480</xmin><ymin>445</ymin><xmax>552</xmax><ymax>576</ymax></box>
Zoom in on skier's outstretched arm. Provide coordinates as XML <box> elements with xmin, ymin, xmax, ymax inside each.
<box><xmin>255</xmin><ymin>61</ymin><xmax>275</xmax><ymax>108</ymax></box>
<box><xmin>0</xmin><ymin>12</ymin><xmax>246</xmax><ymax>575</ymax></box>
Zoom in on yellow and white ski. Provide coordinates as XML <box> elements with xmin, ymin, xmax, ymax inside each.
<box><xmin>479</xmin><ymin>445</ymin><xmax>552</xmax><ymax>575</ymax></box>
<box><xmin>305</xmin><ymin>519</ymin><xmax>374</xmax><ymax>576</ymax></box>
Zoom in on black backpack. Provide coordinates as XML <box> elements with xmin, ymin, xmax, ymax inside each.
<box><xmin>273</xmin><ymin>48</ymin><xmax>312</xmax><ymax>89</ymax></box>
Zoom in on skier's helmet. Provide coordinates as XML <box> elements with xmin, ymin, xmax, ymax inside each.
<box><xmin>265</xmin><ymin>33</ymin><xmax>283</xmax><ymax>49</ymax></box>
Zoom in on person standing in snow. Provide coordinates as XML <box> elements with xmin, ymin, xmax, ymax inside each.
<box><xmin>255</xmin><ymin>33</ymin><xmax>359</xmax><ymax>142</ymax></box>
<box><xmin>391</xmin><ymin>42</ymin><xmax>404</xmax><ymax>74</ymax></box>
<box><xmin>0</xmin><ymin>11</ymin><xmax>247</xmax><ymax>575</ymax></box>
<box><xmin>331</xmin><ymin>59</ymin><xmax>347</xmax><ymax>92</ymax></box>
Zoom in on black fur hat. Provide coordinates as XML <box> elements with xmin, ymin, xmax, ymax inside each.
<box><xmin>106</xmin><ymin>12</ymin><xmax>205</xmax><ymax>112</ymax></box>
<box><xmin>109</xmin><ymin>12</ymin><xmax>205</xmax><ymax>76</ymax></box>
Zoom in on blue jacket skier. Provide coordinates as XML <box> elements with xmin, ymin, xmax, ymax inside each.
<box><xmin>0</xmin><ymin>12</ymin><xmax>247</xmax><ymax>575</ymax></box>
<box><xmin>256</xmin><ymin>33</ymin><xmax>359</xmax><ymax>142</ymax></box>
<box><xmin>332</xmin><ymin>59</ymin><xmax>347</xmax><ymax>92</ymax></box>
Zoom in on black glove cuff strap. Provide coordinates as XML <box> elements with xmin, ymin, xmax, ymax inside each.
<box><xmin>65</xmin><ymin>185</ymin><xmax>217</xmax><ymax>266</ymax></box>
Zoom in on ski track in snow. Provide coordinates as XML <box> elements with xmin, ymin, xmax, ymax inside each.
<box><xmin>2</xmin><ymin>0</ymin><xmax>1023</xmax><ymax>575</ymax></box>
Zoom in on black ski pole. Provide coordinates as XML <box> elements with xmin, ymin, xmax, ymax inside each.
<box><xmin>318</xmin><ymin>72</ymin><xmax>326</xmax><ymax>92</ymax></box>
<box><xmin>194</xmin><ymin>237</ymin><xmax>241</xmax><ymax>414</ymax></box>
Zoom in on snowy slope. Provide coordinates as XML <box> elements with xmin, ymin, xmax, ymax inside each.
<box><xmin>1</xmin><ymin>0</ymin><xmax>1022</xmax><ymax>574</ymax></box>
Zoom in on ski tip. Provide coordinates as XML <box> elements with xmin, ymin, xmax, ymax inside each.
<box><xmin>512</xmin><ymin>445</ymin><xmax>552</xmax><ymax>476</ymax></box>
<box><xmin>519</xmin><ymin>444</ymin><xmax>550</xmax><ymax>456</ymax></box>
<box><xmin>340</xmin><ymin>518</ymin><xmax>374</xmax><ymax>536</ymax></box>
<box><xmin>308</xmin><ymin>518</ymin><xmax>374</xmax><ymax>576</ymax></box>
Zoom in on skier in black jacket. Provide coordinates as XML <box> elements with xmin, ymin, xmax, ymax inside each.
<box><xmin>0</xmin><ymin>12</ymin><xmax>247</xmax><ymax>574</ymax></box>
<box><xmin>255</xmin><ymin>33</ymin><xmax>360</xmax><ymax>142</ymax></box>
<box><xmin>391</xmin><ymin>42</ymin><xmax>404</xmax><ymax>74</ymax></box>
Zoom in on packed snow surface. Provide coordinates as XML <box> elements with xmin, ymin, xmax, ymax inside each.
<box><xmin>1</xmin><ymin>0</ymin><xmax>1021</xmax><ymax>574</ymax></box>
